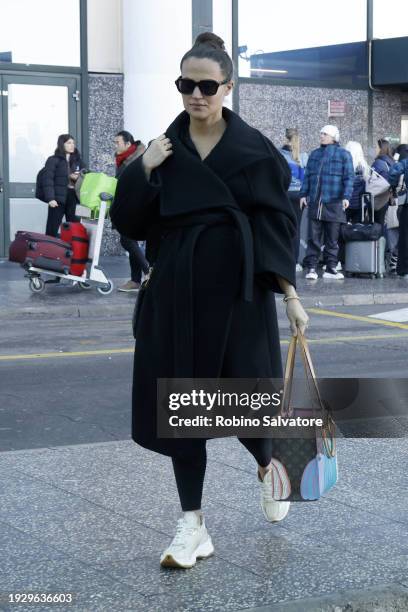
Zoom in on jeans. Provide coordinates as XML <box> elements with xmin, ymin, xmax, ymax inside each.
<box><xmin>119</xmin><ymin>236</ymin><xmax>148</xmax><ymax>283</ymax></box>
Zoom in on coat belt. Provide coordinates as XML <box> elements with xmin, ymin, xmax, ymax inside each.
<box><xmin>161</xmin><ymin>208</ymin><xmax>254</xmax><ymax>377</ymax></box>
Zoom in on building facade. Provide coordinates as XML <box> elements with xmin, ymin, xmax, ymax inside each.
<box><xmin>1</xmin><ymin>0</ymin><xmax>407</xmax><ymax>256</ymax></box>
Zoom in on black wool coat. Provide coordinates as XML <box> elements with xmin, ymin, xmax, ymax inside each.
<box><xmin>43</xmin><ymin>151</ymin><xmax>85</xmax><ymax>204</ymax></box>
<box><xmin>110</xmin><ymin>107</ymin><xmax>297</xmax><ymax>460</ymax></box>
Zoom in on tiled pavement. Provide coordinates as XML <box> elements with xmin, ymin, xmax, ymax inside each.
<box><xmin>0</xmin><ymin>437</ymin><xmax>407</xmax><ymax>611</ymax></box>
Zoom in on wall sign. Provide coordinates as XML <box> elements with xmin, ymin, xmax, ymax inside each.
<box><xmin>328</xmin><ymin>100</ymin><xmax>346</xmax><ymax>117</ymax></box>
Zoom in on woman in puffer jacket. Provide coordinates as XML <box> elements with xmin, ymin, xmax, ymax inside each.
<box><xmin>43</xmin><ymin>134</ymin><xmax>85</xmax><ymax>237</ymax></box>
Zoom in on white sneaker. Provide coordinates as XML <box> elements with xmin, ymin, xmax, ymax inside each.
<box><xmin>160</xmin><ymin>513</ymin><xmax>214</xmax><ymax>569</ymax></box>
<box><xmin>323</xmin><ymin>268</ymin><xmax>344</xmax><ymax>279</ymax></box>
<box><xmin>258</xmin><ymin>469</ymin><xmax>291</xmax><ymax>522</ymax></box>
<box><xmin>295</xmin><ymin>263</ymin><xmax>303</xmax><ymax>272</ymax></box>
<box><xmin>305</xmin><ymin>268</ymin><xmax>318</xmax><ymax>280</ymax></box>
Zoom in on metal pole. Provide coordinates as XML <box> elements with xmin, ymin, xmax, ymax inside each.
<box><xmin>80</xmin><ymin>0</ymin><xmax>89</xmax><ymax>166</ymax></box>
<box><xmin>232</xmin><ymin>0</ymin><xmax>239</xmax><ymax>114</ymax></box>
<box><xmin>367</xmin><ymin>0</ymin><xmax>374</xmax><ymax>155</ymax></box>
<box><xmin>192</xmin><ymin>0</ymin><xmax>212</xmax><ymax>43</ymax></box>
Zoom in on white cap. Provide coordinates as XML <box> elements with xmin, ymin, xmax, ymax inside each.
<box><xmin>320</xmin><ymin>125</ymin><xmax>340</xmax><ymax>142</ymax></box>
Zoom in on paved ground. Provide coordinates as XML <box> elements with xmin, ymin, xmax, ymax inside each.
<box><xmin>1</xmin><ymin>257</ymin><xmax>408</xmax><ymax>611</ymax></box>
<box><xmin>1</xmin><ymin>258</ymin><xmax>408</xmax><ymax>322</ymax></box>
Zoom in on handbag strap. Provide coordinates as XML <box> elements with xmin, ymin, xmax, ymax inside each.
<box><xmin>281</xmin><ymin>332</ymin><xmax>336</xmax><ymax>457</ymax></box>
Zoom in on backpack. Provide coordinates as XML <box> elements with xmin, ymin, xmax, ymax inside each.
<box><xmin>35</xmin><ymin>167</ymin><xmax>47</xmax><ymax>203</ymax></box>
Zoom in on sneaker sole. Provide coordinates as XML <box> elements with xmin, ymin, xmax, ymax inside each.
<box><xmin>160</xmin><ymin>539</ymin><xmax>215</xmax><ymax>569</ymax></box>
<box><xmin>117</xmin><ymin>288</ymin><xmax>139</xmax><ymax>292</ymax></box>
<box><xmin>322</xmin><ymin>275</ymin><xmax>344</xmax><ymax>280</ymax></box>
<box><xmin>261</xmin><ymin>501</ymin><xmax>291</xmax><ymax>523</ymax></box>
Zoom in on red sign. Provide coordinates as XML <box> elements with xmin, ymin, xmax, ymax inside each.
<box><xmin>328</xmin><ymin>100</ymin><xmax>346</xmax><ymax>117</ymax></box>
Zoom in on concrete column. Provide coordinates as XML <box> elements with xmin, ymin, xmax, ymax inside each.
<box><xmin>122</xmin><ymin>0</ymin><xmax>192</xmax><ymax>145</ymax></box>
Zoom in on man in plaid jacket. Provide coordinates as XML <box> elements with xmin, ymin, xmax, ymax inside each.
<box><xmin>300</xmin><ymin>125</ymin><xmax>354</xmax><ymax>279</ymax></box>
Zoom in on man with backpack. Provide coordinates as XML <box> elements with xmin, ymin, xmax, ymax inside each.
<box><xmin>300</xmin><ymin>125</ymin><xmax>354</xmax><ymax>280</ymax></box>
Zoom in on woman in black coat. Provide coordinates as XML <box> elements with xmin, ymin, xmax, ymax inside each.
<box><xmin>43</xmin><ymin>134</ymin><xmax>85</xmax><ymax>237</ymax></box>
<box><xmin>110</xmin><ymin>32</ymin><xmax>309</xmax><ymax>569</ymax></box>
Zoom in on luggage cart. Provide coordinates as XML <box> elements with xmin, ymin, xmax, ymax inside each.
<box><xmin>25</xmin><ymin>193</ymin><xmax>114</xmax><ymax>295</ymax></box>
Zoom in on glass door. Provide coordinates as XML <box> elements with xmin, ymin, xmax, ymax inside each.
<box><xmin>0</xmin><ymin>74</ymin><xmax>80</xmax><ymax>256</ymax></box>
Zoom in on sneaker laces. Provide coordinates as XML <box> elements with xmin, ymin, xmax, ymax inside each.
<box><xmin>260</xmin><ymin>471</ymin><xmax>275</xmax><ymax>504</ymax></box>
<box><xmin>170</xmin><ymin>518</ymin><xmax>198</xmax><ymax>550</ymax></box>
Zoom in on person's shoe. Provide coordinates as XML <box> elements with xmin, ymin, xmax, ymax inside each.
<box><xmin>323</xmin><ymin>268</ymin><xmax>344</xmax><ymax>279</ymax></box>
<box><xmin>117</xmin><ymin>280</ymin><xmax>140</xmax><ymax>292</ymax></box>
<box><xmin>258</xmin><ymin>469</ymin><xmax>290</xmax><ymax>522</ymax></box>
<box><xmin>160</xmin><ymin>513</ymin><xmax>214</xmax><ymax>569</ymax></box>
<box><xmin>335</xmin><ymin>261</ymin><xmax>343</xmax><ymax>271</ymax></box>
<box><xmin>295</xmin><ymin>263</ymin><xmax>303</xmax><ymax>272</ymax></box>
<box><xmin>305</xmin><ymin>268</ymin><xmax>318</xmax><ymax>280</ymax></box>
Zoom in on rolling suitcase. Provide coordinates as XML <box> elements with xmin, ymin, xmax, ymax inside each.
<box><xmin>344</xmin><ymin>193</ymin><xmax>386</xmax><ymax>278</ymax></box>
<box><xmin>9</xmin><ymin>231</ymin><xmax>72</xmax><ymax>274</ymax></box>
<box><xmin>60</xmin><ymin>222</ymin><xmax>89</xmax><ymax>276</ymax></box>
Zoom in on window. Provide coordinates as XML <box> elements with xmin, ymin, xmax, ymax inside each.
<box><xmin>373</xmin><ymin>0</ymin><xmax>408</xmax><ymax>39</ymax></box>
<box><xmin>1</xmin><ymin>0</ymin><xmax>80</xmax><ymax>67</ymax></box>
<box><xmin>238</xmin><ymin>0</ymin><xmax>367</xmax><ymax>86</ymax></box>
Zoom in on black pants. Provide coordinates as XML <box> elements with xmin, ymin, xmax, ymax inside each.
<box><xmin>303</xmin><ymin>218</ymin><xmax>341</xmax><ymax>270</ymax></box>
<box><xmin>172</xmin><ymin>438</ymin><xmax>272</xmax><ymax>511</ymax></box>
<box><xmin>45</xmin><ymin>189</ymin><xmax>78</xmax><ymax>237</ymax></box>
<box><xmin>120</xmin><ymin>236</ymin><xmax>148</xmax><ymax>283</ymax></box>
<box><xmin>288</xmin><ymin>192</ymin><xmax>303</xmax><ymax>263</ymax></box>
<box><xmin>397</xmin><ymin>204</ymin><xmax>408</xmax><ymax>276</ymax></box>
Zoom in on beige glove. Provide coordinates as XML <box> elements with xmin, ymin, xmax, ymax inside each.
<box><xmin>285</xmin><ymin>298</ymin><xmax>309</xmax><ymax>336</ymax></box>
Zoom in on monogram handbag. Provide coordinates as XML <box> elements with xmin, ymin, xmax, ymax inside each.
<box><xmin>271</xmin><ymin>332</ymin><xmax>338</xmax><ymax>502</ymax></box>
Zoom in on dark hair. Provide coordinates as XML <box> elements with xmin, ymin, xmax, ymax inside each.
<box><xmin>395</xmin><ymin>143</ymin><xmax>408</xmax><ymax>156</ymax></box>
<box><xmin>377</xmin><ymin>138</ymin><xmax>393</xmax><ymax>158</ymax></box>
<box><xmin>115</xmin><ymin>130</ymin><xmax>135</xmax><ymax>145</ymax></box>
<box><xmin>180</xmin><ymin>32</ymin><xmax>233</xmax><ymax>81</ymax></box>
<box><xmin>399</xmin><ymin>146</ymin><xmax>408</xmax><ymax>161</ymax></box>
<box><xmin>55</xmin><ymin>133</ymin><xmax>75</xmax><ymax>156</ymax></box>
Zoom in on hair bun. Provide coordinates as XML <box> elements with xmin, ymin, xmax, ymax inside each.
<box><xmin>194</xmin><ymin>32</ymin><xmax>225</xmax><ymax>51</ymax></box>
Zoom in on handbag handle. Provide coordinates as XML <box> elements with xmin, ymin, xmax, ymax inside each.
<box><xmin>282</xmin><ymin>332</ymin><xmax>336</xmax><ymax>457</ymax></box>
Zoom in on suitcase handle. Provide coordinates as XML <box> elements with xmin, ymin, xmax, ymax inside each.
<box><xmin>361</xmin><ymin>192</ymin><xmax>375</xmax><ymax>224</ymax></box>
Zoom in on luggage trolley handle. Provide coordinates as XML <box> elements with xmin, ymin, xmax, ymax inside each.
<box><xmin>362</xmin><ymin>192</ymin><xmax>375</xmax><ymax>224</ymax></box>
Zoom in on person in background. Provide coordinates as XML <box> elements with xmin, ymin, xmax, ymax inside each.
<box><xmin>44</xmin><ymin>134</ymin><xmax>85</xmax><ymax>237</ymax></box>
<box><xmin>344</xmin><ymin>141</ymin><xmax>370</xmax><ymax>224</ymax></box>
<box><xmin>114</xmin><ymin>131</ymin><xmax>148</xmax><ymax>292</ymax></box>
<box><xmin>371</xmin><ymin>138</ymin><xmax>395</xmax><ymax>229</ymax></box>
<box><xmin>388</xmin><ymin>146</ymin><xmax>408</xmax><ymax>279</ymax></box>
<box><xmin>300</xmin><ymin>125</ymin><xmax>354</xmax><ymax>280</ymax></box>
<box><xmin>280</xmin><ymin>128</ymin><xmax>308</xmax><ymax>271</ymax></box>
<box><xmin>372</xmin><ymin>138</ymin><xmax>394</xmax><ymax>180</ymax></box>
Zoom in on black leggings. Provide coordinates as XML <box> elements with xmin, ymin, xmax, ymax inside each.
<box><xmin>172</xmin><ymin>438</ymin><xmax>273</xmax><ymax>511</ymax></box>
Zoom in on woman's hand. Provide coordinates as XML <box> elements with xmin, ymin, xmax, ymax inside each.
<box><xmin>48</xmin><ymin>200</ymin><xmax>58</xmax><ymax>208</ymax></box>
<box><xmin>69</xmin><ymin>172</ymin><xmax>80</xmax><ymax>182</ymax></box>
<box><xmin>142</xmin><ymin>134</ymin><xmax>173</xmax><ymax>174</ymax></box>
<box><xmin>285</xmin><ymin>298</ymin><xmax>309</xmax><ymax>336</ymax></box>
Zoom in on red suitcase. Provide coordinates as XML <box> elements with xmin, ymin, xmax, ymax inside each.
<box><xmin>60</xmin><ymin>222</ymin><xmax>90</xmax><ymax>276</ymax></box>
<box><xmin>9</xmin><ymin>231</ymin><xmax>72</xmax><ymax>274</ymax></box>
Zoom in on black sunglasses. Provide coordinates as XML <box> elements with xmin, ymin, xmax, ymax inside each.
<box><xmin>175</xmin><ymin>76</ymin><xmax>229</xmax><ymax>96</ymax></box>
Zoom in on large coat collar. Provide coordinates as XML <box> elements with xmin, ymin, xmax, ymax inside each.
<box><xmin>156</xmin><ymin>107</ymin><xmax>273</xmax><ymax>217</ymax></box>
